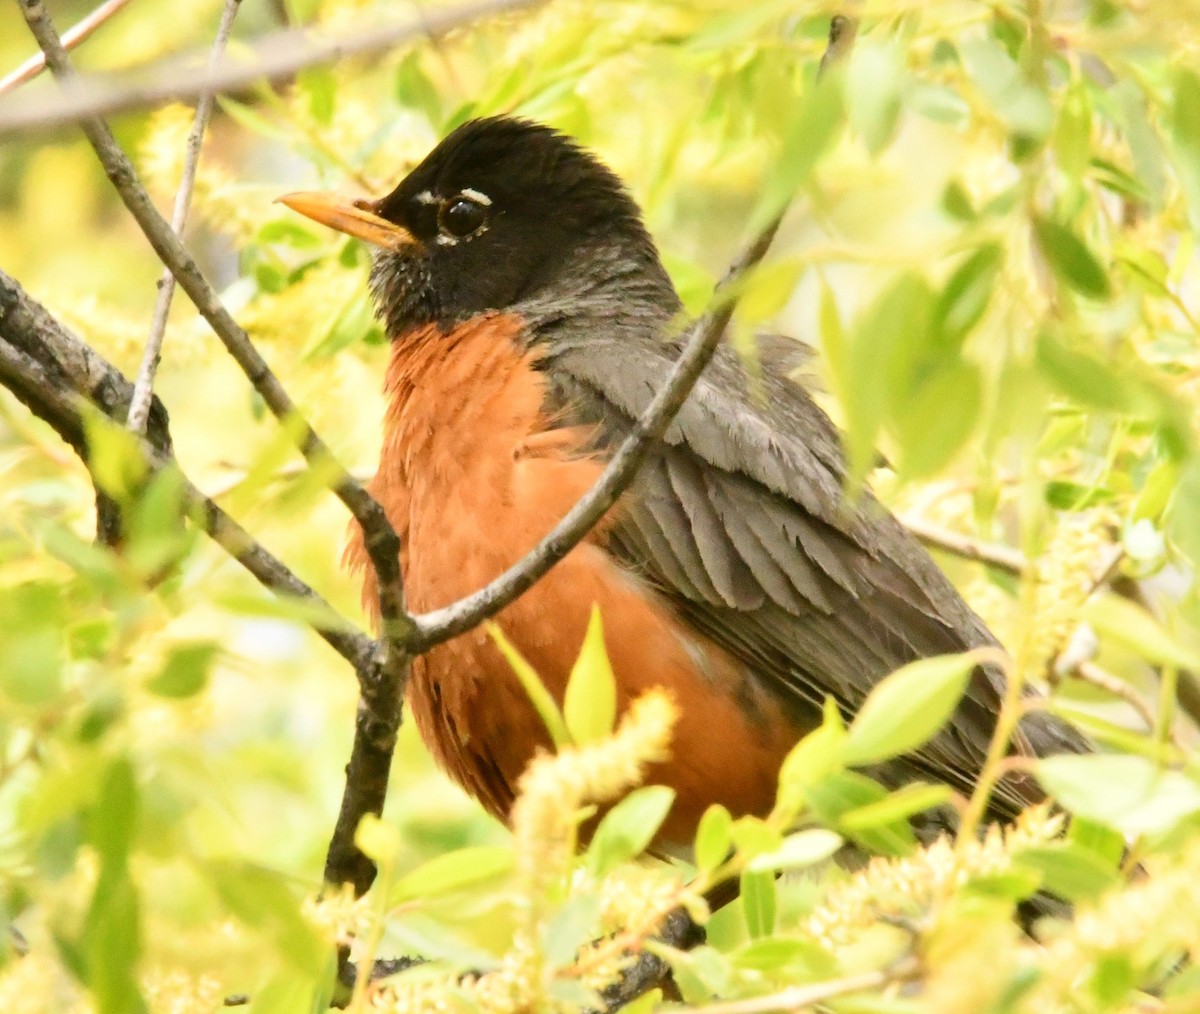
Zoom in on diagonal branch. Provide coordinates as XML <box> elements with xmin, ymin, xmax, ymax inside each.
<box><xmin>0</xmin><ymin>0</ymin><xmax>135</xmax><ymax>96</ymax></box>
<box><xmin>0</xmin><ymin>268</ymin><xmax>374</xmax><ymax>673</ymax></box>
<box><xmin>127</xmin><ymin>0</ymin><xmax>242</xmax><ymax>435</ymax></box>
<box><xmin>0</xmin><ymin>0</ymin><xmax>541</xmax><ymax>135</ymax></box>
<box><xmin>407</xmin><ymin>217</ymin><xmax>784</xmax><ymax>652</ymax></box>
<box><xmin>16</xmin><ymin>0</ymin><xmax>412</xmax><ymax>676</ymax></box>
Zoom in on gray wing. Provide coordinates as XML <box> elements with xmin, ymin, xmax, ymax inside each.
<box><xmin>539</xmin><ymin>334</ymin><xmax>1088</xmax><ymax>819</ymax></box>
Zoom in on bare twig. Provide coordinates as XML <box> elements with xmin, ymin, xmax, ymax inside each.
<box><xmin>0</xmin><ymin>0</ymin><xmax>541</xmax><ymax>134</ymax></box>
<box><xmin>17</xmin><ymin>0</ymin><xmax>411</xmax><ymax>673</ymax></box>
<box><xmin>1074</xmin><ymin>661</ymin><xmax>1162</xmax><ymax>738</ymax></box>
<box><xmin>901</xmin><ymin>514</ymin><xmax>1027</xmax><ymax>576</ymax></box>
<box><xmin>127</xmin><ymin>0</ymin><xmax>242</xmax><ymax>435</ymax></box>
<box><xmin>0</xmin><ymin>0</ymin><xmax>134</xmax><ymax>96</ymax></box>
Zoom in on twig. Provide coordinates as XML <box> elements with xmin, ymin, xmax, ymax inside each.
<box><xmin>1074</xmin><ymin>661</ymin><xmax>1161</xmax><ymax>738</ymax></box>
<box><xmin>900</xmin><ymin>514</ymin><xmax>1027</xmax><ymax>576</ymax></box>
<box><xmin>0</xmin><ymin>268</ymin><xmax>373</xmax><ymax>673</ymax></box>
<box><xmin>127</xmin><ymin>0</ymin><xmax>242</xmax><ymax>435</ymax></box>
<box><xmin>0</xmin><ymin>0</ymin><xmax>541</xmax><ymax>134</ymax></box>
<box><xmin>17</xmin><ymin>0</ymin><xmax>411</xmax><ymax>669</ymax></box>
<box><xmin>0</xmin><ymin>0</ymin><xmax>134</xmax><ymax>96</ymax></box>
<box><xmin>676</xmin><ymin>957</ymin><xmax>920</xmax><ymax>1014</ymax></box>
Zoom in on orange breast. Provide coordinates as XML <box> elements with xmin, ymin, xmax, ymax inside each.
<box><xmin>346</xmin><ymin>313</ymin><xmax>795</xmax><ymax>846</ymax></box>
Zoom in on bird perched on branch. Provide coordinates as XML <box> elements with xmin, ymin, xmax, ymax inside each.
<box><xmin>281</xmin><ymin>115</ymin><xmax>1087</xmax><ymax>853</ymax></box>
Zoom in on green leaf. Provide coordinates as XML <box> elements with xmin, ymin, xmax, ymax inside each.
<box><xmin>1033</xmin><ymin>217</ymin><xmax>1112</xmax><ymax>299</ymax></box>
<box><xmin>542</xmin><ymin>894</ymin><xmax>602</xmax><ymax>967</ymax></box>
<box><xmin>840</xmin><ymin>272</ymin><xmax>936</xmax><ymax>481</ymax></box>
<box><xmin>846</xmin><ymin>39</ymin><xmax>903</xmax><ymax>155</ymax></box>
<box><xmin>390</xmin><ymin>845</ymin><xmax>514</xmax><ymax>905</ymax></box>
<box><xmin>737</xmin><ymin>257</ymin><xmax>805</xmax><ymax>321</ymax></box>
<box><xmin>728</xmin><ymin>815</ymin><xmax>784</xmax><ymax>860</ymax></box>
<box><xmin>775</xmin><ymin>697</ymin><xmax>846</xmax><ymax>819</ymax></box>
<box><xmin>1035</xmin><ymin>333</ymin><xmax>1127</xmax><ymax>411</ymax></box>
<box><xmin>694</xmin><ymin>804</ymin><xmax>733</xmax><ymax>875</ymax></box>
<box><xmin>935</xmin><ymin>243</ymin><xmax>1003</xmax><ymax>349</ymax></box>
<box><xmin>843</xmin><ymin>653</ymin><xmax>977</xmax><ymax>767</ymax></box>
<box><xmin>209</xmin><ymin>861</ymin><xmax>328</xmax><ymax>970</ymax></box>
<box><xmin>806</xmin><ymin>771</ymin><xmax>914</xmax><ymax>855</ymax></box>
<box><xmin>739</xmin><ymin>868</ymin><xmax>776</xmax><ymax>938</ymax></box>
<box><xmin>84</xmin><ymin>413</ymin><xmax>148</xmax><ymax>503</ymax></box>
<box><xmin>564</xmin><ymin>606</ymin><xmax>617</xmax><ymax>744</ymax></box>
<box><xmin>746</xmin><ymin>828</ymin><xmax>842</xmax><ymax>873</ymax></box>
<box><xmin>894</xmin><ymin>361</ymin><xmax>982</xmax><ymax>480</ymax></box>
<box><xmin>838</xmin><ymin>782</ymin><xmax>953</xmax><ymax>831</ymax></box>
<box><xmin>303</xmin><ymin>289</ymin><xmax>377</xmax><ymax>360</ymax></box>
<box><xmin>1083</xmin><ymin>595</ymin><xmax>1200</xmax><ymax>672</ymax></box>
<box><xmin>1169</xmin><ymin>69</ymin><xmax>1200</xmax><ymax>233</ymax></box>
<box><xmin>961</xmin><ymin>35</ymin><xmax>1053</xmax><ymax>139</ymax></box>
<box><xmin>395</xmin><ymin>50</ymin><xmax>443</xmax><ymax>126</ymax></box>
<box><xmin>489</xmin><ymin>623</ymin><xmax>569</xmax><ymax>747</ymax></box>
<box><xmin>1012</xmin><ymin>842</ymin><xmax>1119</xmax><ymax>903</ymax></box>
<box><xmin>354</xmin><ymin>814</ymin><xmax>400</xmax><ymax>867</ymax></box>
<box><xmin>87</xmin><ymin>757</ymin><xmax>138</xmax><ymax>866</ymax></box>
<box><xmin>586</xmin><ymin>786</ymin><xmax>675</xmax><ymax>878</ymax></box>
<box><xmin>1036</xmin><ymin>754</ymin><xmax>1200</xmax><ymax>836</ymax></box>
<box><xmin>732</xmin><ymin>936</ymin><xmax>833</xmax><ymax>974</ymax></box>
<box><xmin>145</xmin><ymin>642</ymin><xmax>216</xmax><ymax>699</ymax></box>
<box><xmin>756</xmin><ymin>72</ymin><xmax>844</xmax><ymax>230</ymax></box>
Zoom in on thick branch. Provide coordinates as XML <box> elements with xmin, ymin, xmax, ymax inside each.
<box><xmin>0</xmin><ymin>267</ymin><xmax>373</xmax><ymax>673</ymax></box>
<box><xmin>127</xmin><ymin>0</ymin><xmax>242</xmax><ymax>435</ymax></box>
<box><xmin>17</xmin><ymin>0</ymin><xmax>411</xmax><ymax>672</ymax></box>
<box><xmin>0</xmin><ymin>0</ymin><xmax>540</xmax><ymax>135</ymax></box>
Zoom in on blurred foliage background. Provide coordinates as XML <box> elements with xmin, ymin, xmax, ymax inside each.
<box><xmin>3</xmin><ymin>0</ymin><xmax>1200</xmax><ymax>1011</ymax></box>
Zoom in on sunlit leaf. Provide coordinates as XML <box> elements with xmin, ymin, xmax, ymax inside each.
<box><xmin>585</xmin><ymin>785</ymin><xmax>675</xmax><ymax>877</ymax></box>
<box><xmin>390</xmin><ymin>845</ymin><xmax>514</xmax><ymax>905</ymax></box>
<box><xmin>1037</xmin><ymin>754</ymin><xmax>1200</xmax><ymax>836</ymax></box>
<box><xmin>843</xmin><ymin>653</ymin><xmax>977</xmax><ymax>767</ymax></box>
<box><xmin>490</xmin><ymin>623</ymin><xmax>570</xmax><ymax>747</ymax></box>
<box><xmin>1033</xmin><ymin>217</ymin><xmax>1112</xmax><ymax>299</ymax></box>
<box><xmin>563</xmin><ymin>606</ymin><xmax>618</xmax><ymax>744</ymax></box>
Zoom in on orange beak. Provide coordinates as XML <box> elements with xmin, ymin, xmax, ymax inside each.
<box><xmin>275</xmin><ymin>191</ymin><xmax>419</xmax><ymax>251</ymax></box>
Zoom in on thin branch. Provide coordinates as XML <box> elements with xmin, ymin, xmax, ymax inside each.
<box><xmin>677</xmin><ymin>957</ymin><xmax>920</xmax><ymax>1014</ymax></box>
<box><xmin>0</xmin><ymin>0</ymin><xmax>135</xmax><ymax>96</ymax></box>
<box><xmin>900</xmin><ymin>514</ymin><xmax>1027</xmax><ymax>576</ymax></box>
<box><xmin>0</xmin><ymin>0</ymin><xmax>541</xmax><ymax>134</ymax></box>
<box><xmin>127</xmin><ymin>0</ymin><xmax>242</xmax><ymax>435</ymax></box>
<box><xmin>17</xmin><ymin>0</ymin><xmax>412</xmax><ymax>674</ymax></box>
<box><xmin>409</xmin><ymin>219</ymin><xmax>785</xmax><ymax>652</ymax></box>
<box><xmin>1074</xmin><ymin>661</ymin><xmax>1163</xmax><ymax>739</ymax></box>
<box><xmin>0</xmin><ymin>268</ymin><xmax>374</xmax><ymax>673</ymax></box>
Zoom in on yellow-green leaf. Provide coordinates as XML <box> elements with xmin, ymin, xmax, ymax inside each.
<box><xmin>563</xmin><ymin>605</ymin><xmax>617</xmax><ymax>744</ymax></box>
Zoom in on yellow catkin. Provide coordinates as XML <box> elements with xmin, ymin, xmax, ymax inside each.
<box><xmin>1023</xmin><ymin>510</ymin><xmax>1117</xmax><ymax>677</ymax></box>
<box><xmin>806</xmin><ymin>806</ymin><xmax>1062</xmax><ymax>945</ymax></box>
<box><xmin>141</xmin><ymin>967</ymin><xmax>224</xmax><ymax>1014</ymax></box>
<box><xmin>1030</xmin><ymin>846</ymin><xmax>1200</xmax><ymax>1008</ymax></box>
<box><xmin>368</xmin><ymin>692</ymin><xmax>679</xmax><ymax>1014</ymax></box>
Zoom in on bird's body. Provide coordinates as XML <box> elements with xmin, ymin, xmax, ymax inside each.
<box><xmin>287</xmin><ymin>115</ymin><xmax>1087</xmax><ymax>849</ymax></box>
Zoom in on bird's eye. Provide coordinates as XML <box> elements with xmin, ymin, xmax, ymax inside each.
<box><xmin>438</xmin><ymin>196</ymin><xmax>489</xmax><ymax>239</ymax></box>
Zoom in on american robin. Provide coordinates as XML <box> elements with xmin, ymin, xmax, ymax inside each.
<box><xmin>280</xmin><ymin>116</ymin><xmax>1087</xmax><ymax>852</ymax></box>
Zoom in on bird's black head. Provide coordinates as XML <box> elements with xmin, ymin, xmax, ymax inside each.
<box><xmin>281</xmin><ymin>116</ymin><xmax>679</xmax><ymax>339</ymax></box>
